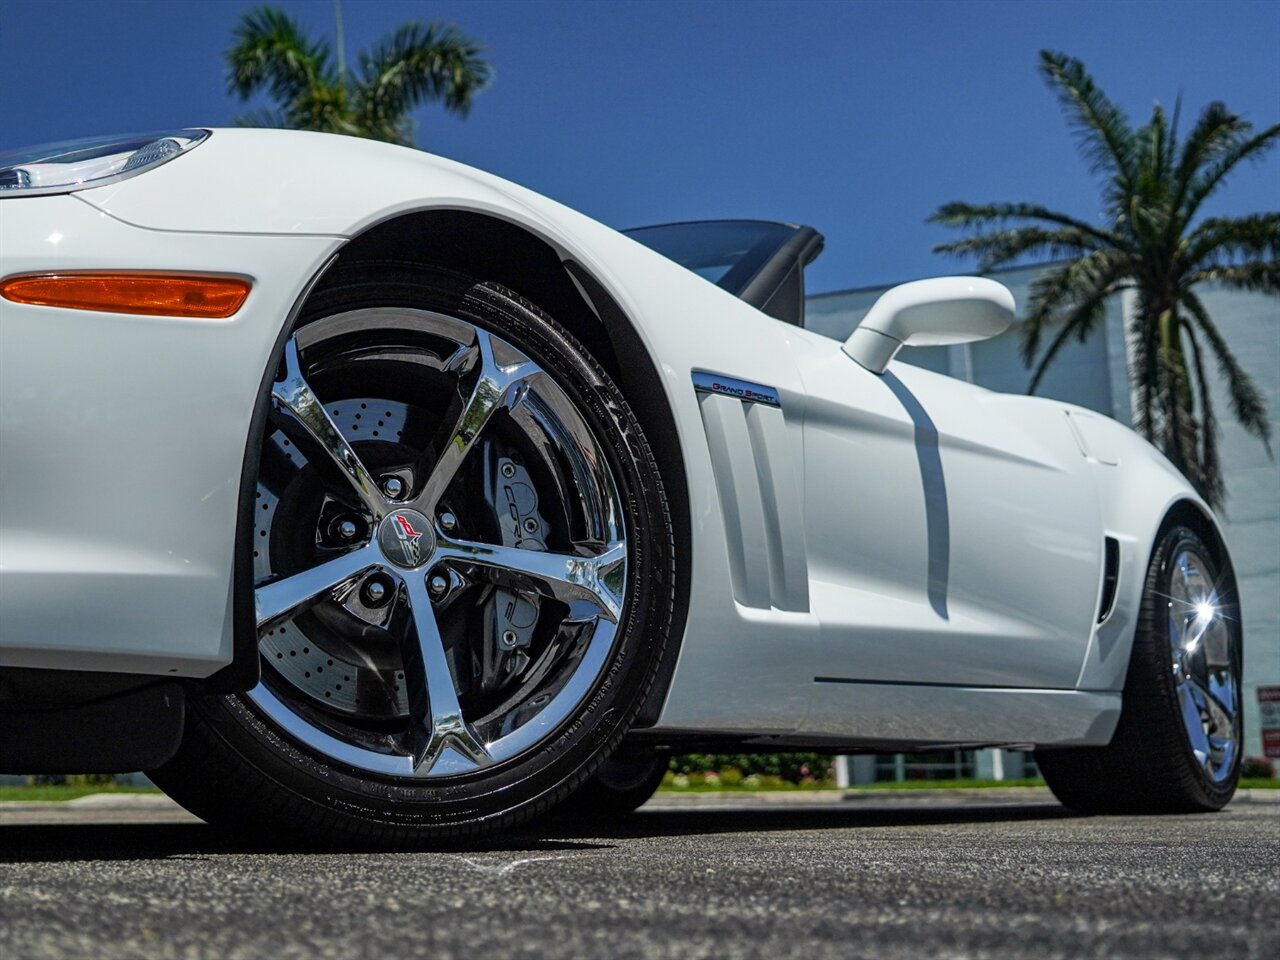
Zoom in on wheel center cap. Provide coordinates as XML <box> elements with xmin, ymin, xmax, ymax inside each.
<box><xmin>377</xmin><ymin>508</ymin><xmax>436</xmax><ymax>569</ymax></box>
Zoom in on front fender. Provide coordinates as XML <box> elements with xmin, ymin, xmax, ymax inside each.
<box><xmin>1065</xmin><ymin>407</ymin><xmax>1227</xmax><ymax>692</ymax></box>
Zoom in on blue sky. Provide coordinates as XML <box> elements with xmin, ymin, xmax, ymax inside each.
<box><xmin>3</xmin><ymin>0</ymin><xmax>1276</xmax><ymax>292</ymax></box>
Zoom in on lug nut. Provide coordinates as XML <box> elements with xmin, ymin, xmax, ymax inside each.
<box><xmin>337</xmin><ymin>519</ymin><xmax>358</xmax><ymax>539</ymax></box>
<box><xmin>362</xmin><ymin>577</ymin><xmax>390</xmax><ymax>606</ymax></box>
<box><xmin>439</xmin><ymin>511</ymin><xmax>457</xmax><ymax>532</ymax></box>
<box><xmin>381</xmin><ymin>476</ymin><xmax>405</xmax><ymax>499</ymax></box>
<box><xmin>429</xmin><ymin>573</ymin><xmax>449</xmax><ymax>597</ymax></box>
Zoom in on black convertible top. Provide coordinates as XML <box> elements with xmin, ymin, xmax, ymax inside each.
<box><xmin>623</xmin><ymin>220</ymin><xmax>825</xmax><ymax>327</ymax></box>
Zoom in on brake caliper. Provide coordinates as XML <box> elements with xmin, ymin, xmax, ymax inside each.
<box><xmin>477</xmin><ymin>455</ymin><xmax>548</xmax><ymax>691</ymax></box>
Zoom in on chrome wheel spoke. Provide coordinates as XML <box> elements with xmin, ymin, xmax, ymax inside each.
<box><xmin>271</xmin><ymin>338</ymin><xmax>390</xmax><ymax>520</ymax></box>
<box><xmin>400</xmin><ymin>574</ymin><xmax>491</xmax><ymax>774</ymax></box>
<box><xmin>410</xmin><ymin>330</ymin><xmax>541</xmax><ymax>512</ymax></box>
<box><xmin>1186</xmin><ymin>674</ymin><xmax>1235</xmax><ymax>737</ymax></box>
<box><xmin>255</xmin><ymin>544</ymin><xmax>382</xmax><ymax>631</ymax></box>
<box><xmin>1208</xmin><ymin>670</ymin><xmax>1238</xmax><ymax>717</ymax></box>
<box><xmin>437</xmin><ymin>538</ymin><xmax>626</xmax><ymax>622</ymax></box>
<box><xmin>1177</xmin><ymin>681</ymin><xmax>1213</xmax><ymax>762</ymax></box>
<box><xmin>1200</xmin><ymin>616</ymin><xmax>1233</xmax><ymax>671</ymax></box>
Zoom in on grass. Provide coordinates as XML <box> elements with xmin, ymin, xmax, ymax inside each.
<box><xmin>1240</xmin><ymin>777</ymin><xmax>1280</xmax><ymax>789</ymax></box>
<box><xmin>0</xmin><ymin>783</ymin><xmax>160</xmax><ymax>802</ymax></box>
<box><xmin>848</xmin><ymin>777</ymin><xmax>1048</xmax><ymax>790</ymax></box>
<box><xmin>659</xmin><ymin>777</ymin><xmax>1049</xmax><ymax>793</ymax></box>
<box><xmin>660</xmin><ymin>780</ymin><xmax>832</xmax><ymax>793</ymax></box>
<box><xmin>660</xmin><ymin>776</ymin><xmax>1279</xmax><ymax>792</ymax></box>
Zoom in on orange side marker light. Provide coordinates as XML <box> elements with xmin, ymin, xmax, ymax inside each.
<box><xmin>1</xmin><ymin>273</ymin><xmax>251</xmax><ymax>318</ymax></box>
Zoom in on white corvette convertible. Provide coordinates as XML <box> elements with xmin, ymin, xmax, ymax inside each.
<box><xmin>0</xmin><ymin>130</ymin><xmax>1243</xmax><ymax>843</ymax></box>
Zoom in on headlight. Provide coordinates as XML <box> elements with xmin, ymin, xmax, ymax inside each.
<box><xmin>0</xmin><ymin>129</ymin><xmax>209</xmax><ymax>197</ymax></box>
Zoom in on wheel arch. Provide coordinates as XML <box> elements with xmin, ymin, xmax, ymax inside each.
<box><xmin>285</xmin><ymin>208</ymin><xmax>693</xmax><ymax>726</ymax></box>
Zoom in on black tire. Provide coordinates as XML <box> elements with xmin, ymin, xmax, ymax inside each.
<box><xmin>554</xmin><ymin>753</ymin><xmax>669</xmax><ymax>817</ymax></box>
<box><xmin>1036</xmin><ymin>524</ymin><xmax>1242</xmax><ymax>814</ymax></box>
<box><xmin>151</xmin><ymin>261</ymin><xmax>676</xmax><ymax>847</ymax></box>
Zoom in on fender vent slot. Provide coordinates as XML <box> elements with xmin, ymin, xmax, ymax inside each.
<box><xmin>697</xmin><ymin>383</ymin><xmax>809</xmax><ymax>612</ymax></box>
<box><xmin>1097</xmin><ymin>536</ymin><xmax>1120</xmax><ymax>624</ymax></box>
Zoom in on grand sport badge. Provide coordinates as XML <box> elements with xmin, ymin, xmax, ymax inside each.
<box><xmin>691</xmin><ymin>371</ymin><xmax>782</xmax><ymax>407</ymax></box>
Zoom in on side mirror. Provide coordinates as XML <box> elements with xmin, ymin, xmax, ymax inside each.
<box><xmin>842</xmin><ymin>276</ymin><xmax>1015</xmax><ymax>374</ymax></box>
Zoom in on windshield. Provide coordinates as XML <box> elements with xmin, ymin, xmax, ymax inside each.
<box><xmin>622</xmin><ymin>220</ymin><xmax>798</xmax><ymax>295</ymax></box>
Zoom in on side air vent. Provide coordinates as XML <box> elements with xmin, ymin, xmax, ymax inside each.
<box><xmin>1098</xmin><ymin>536</ymin><xmax>1120</xmax><ymax>624</ymax></box>
<box><xmin>695</xmin><ymin>372</ymin><xmax>809</xmax><ymax>612</ymax></box>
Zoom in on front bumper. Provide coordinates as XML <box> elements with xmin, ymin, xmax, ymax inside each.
<box><xmin>0</xmin><ymin>194</ymin><xmax>340</xmax><ymax>676</ymax></box>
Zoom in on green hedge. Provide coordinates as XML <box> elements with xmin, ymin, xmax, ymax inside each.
<box><xmin>668</xmin><ymin>753</ymin><xmax>834</xmax><ymax>784</ymax></box>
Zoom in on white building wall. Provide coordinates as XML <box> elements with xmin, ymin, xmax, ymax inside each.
<box><xmin>808</xmin><ymin>266</ymin><xmax>1279</xmax><ymax>758</ymax></box>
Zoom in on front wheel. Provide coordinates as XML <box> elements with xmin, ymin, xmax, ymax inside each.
<box><xmin>554</xmin><ymin>753</ymin><xmax>669</xmax><ymax>817</ymax></box>
<box><xmin>1037</xmin><ymin>524</ymin><xmax>1243</xmax><ymax>814</ymax></box>
<box><xmin>151</xmin><ymin>262</ymin><xmax>676</xmax><ymax>846</ymax></box>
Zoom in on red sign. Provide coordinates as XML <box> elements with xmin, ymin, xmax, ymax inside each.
<box><xmin>1259</xmin><ymin>686</ymin><xmax>1280</xmax><ymax>759</ymax></box>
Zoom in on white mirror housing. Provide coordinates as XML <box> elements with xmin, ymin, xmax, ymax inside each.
<box><xmin>842</xmin><ymin>276</ymin><xmax>1016</xmax><ymax>374</ymax></box>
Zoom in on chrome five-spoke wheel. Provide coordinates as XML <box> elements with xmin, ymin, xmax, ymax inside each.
<box><xmin>151</xmin><ymin>264</ymin><xmax>674</xmax><ymax>845</ymax></box>
<box><xmin>248</xmin><ymin>311</ymin><xmax>627</xmax><ymax>778</ymax></box>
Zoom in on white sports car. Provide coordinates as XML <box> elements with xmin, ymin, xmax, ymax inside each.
<box><xmin>0</xmin><ymin>129</ymin><xmax>1244</xmax><ymax>843</ymax></box>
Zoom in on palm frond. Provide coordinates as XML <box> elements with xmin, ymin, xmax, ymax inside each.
<box><xmin>1135</xmin><ymin>100</ymin><xmax>1174</xmax><ymax>187</ymax></box>
<box><xmin>1182</xmin><ymin>122</ymin><xmax>1280</xmax><ymax>223</ymax></box>
<box><xmin>1166</xmin><ymin>102</ymin><xmax>1247</xmax><ymax>224</ymax></box>
<box><xmin>1025</xmin><ymin>294</ymin><xmax>1109</xmax><ymax>395</ymax></box>
<box><xmin>287</xmin><ymin>83</ymin><xmax>357</xmax><ymax>136</ymax></box>
<box><xmin>932</xmin><ymin>226</ymin><xmax>1098</xmax><ymax>272</ymax></box>
<box><xmin>226</xmin><ymin>6</ymin><xmax>331</xmax><ymax>104</ymax></box>
<box><xmin>1020</xmin><ymin>249</ymin><xmax>1130</xmax><ymax>366</ymax></box>
<box><xmin>929</xmin><ymin>201</ymin><xmax>1126</xmax><ymax>251</ymax></box>
<box><xmin>1183</xmin><ymin>213</ymin><xmax>1280</xmax><ymax>269</ymax></box>
<box><xmin>355</xmin><ymin>21</ymin><xmax>492</xmax><ymax>144</ymax></box>
<box><xmin>1127</xmin><ymin>100</ymin><xmax>1191</xmax><ymax>250</ymax></box>
<box><xmin>1038</xmin><ymin>50</ymin><xmax>1136</xmax><ymax>196</ymax></box>
<box><xmin>1180</xmin><ymin>320</ymin><xmax>1224</xmax><ymax>507</ymax></box>
<box><xmin>1186</xmin><ymin>261</ymin><xmax>1280</xmax><ymax>295</ymax></box>
<box><xmin>1180</xmin><ymin>289</ymin><xmax>1272</xmax><ymax>452</ymax></box>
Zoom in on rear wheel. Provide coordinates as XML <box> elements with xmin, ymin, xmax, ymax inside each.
<box><xmin>152</xmin><ymin>262</ymin><xmax>675</xmax><ymax>846</ymax></box>
<box><xmin>1037</xmin><ymin>524</ymin><xmax>1242</xmax><ymax>814</ymax></box>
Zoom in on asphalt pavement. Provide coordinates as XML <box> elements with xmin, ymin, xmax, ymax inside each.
<box><xmin>1</xmin><ymin>790</ymin><xmax>1276</xmax><ymax>960</ymax></box>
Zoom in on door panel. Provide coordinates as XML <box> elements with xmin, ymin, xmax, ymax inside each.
<box><xmin>792</xmin><ymin>334</ymin><xmax>1103</xmax><ymax>689</ymax></box>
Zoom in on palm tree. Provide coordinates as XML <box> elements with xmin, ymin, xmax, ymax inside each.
<box><xmin>929</xmin><ymin>51</ymin><xmax>1278</xmax><ymax>508</ymax></box>
<box><xmin>226</xmin><ymin>5</ymin><xmax>491</xmax><ymax>147</ymax></box>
